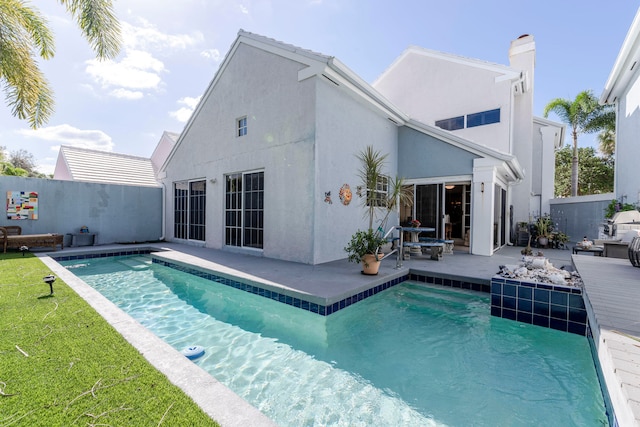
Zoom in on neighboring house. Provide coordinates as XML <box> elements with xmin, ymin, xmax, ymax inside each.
<box><xmin>600</xmin><ymin>7</ymin><xmax>640</xmax><ymax>208</ymax></box>
<box><xmin>54</xmin><ymin>131</ymin><xmax>178</xmax><ymax>187</ymax></box>
<box><xmin>159</xmin><ymin>30</ymin><xmax>563</xmax><ymax>263</ymax></box>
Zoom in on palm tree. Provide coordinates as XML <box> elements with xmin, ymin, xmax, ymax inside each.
<box><xmin>0</xmin><ymin>0</ymin><xmax>121</xmax><ymax>128</ymax></box>
<box><xmin>597</xmin><ymin>122</ymin><xmax>616</xmax><ymax>159</ymax></box>
<box><xmin>543</xmin><ymin>90</ymin><xmax>614</xmax><ymax>196</ymax></box>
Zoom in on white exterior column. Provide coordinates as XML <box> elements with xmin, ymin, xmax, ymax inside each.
<box><xmin>472</xmin><ymin>160</ymin><xmax>498</xmax><ymax>256</ymax></box>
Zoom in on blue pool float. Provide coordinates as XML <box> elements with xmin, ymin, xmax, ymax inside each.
<box><xmin>181</xmin><ymin>345</ymin><xmax>205</xmax><ymax>360</ymax></box>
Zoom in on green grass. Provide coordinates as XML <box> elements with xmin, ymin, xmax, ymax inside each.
<box><xmin>0</xmin><ymin>252</ymin><xmax>219</xmax><ymax>427</ymax></box>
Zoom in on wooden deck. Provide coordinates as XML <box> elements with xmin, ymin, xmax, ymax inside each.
<box><xmin>573</xmin><ymin>255</ymin><xmax>640</xmax><ymax>427</ymax></box>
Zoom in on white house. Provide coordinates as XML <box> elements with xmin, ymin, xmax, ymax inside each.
<box><xmin>600</xmin><ymin>7</ymin><xmax>640</xmax><ymax>208</ymax></box>
<box><xmin>159</xmin><ymin>30</ymin><xmax>563</xmax><ymax>263</ymax></box>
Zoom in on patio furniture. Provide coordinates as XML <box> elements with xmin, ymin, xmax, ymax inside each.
<box><xmin>572</xmin><ymin>245</ymin><xmax>604</xmax><ymax>256</ymax></box>
<box><xmin>0</xmin><ymin>226</ymin><xmax>64</xmax><ymax>253</ymax></box>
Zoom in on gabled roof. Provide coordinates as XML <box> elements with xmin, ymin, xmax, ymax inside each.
<box><xmin>373</xmin><ymin>45</ymin><xmax>522</xmax><ymax>87</ymax></box>
<box><xmin>600</xmin><ymin>7</ymin><xmax>640</xmax><ymax>104</ymax></box>
<box><xmin>55</xmin><ymin>146</ymin><xmax>160</xmax><ymax>187</ymax></box>
<box><xmin>160</xmin><ymin>30</ymin><xmax>525</xmax><ymax>181</ymax></box>
<box><xmin>161</xmin><ymin>30</ymin><xmax>409</xmax><ymax>171</ymax></box>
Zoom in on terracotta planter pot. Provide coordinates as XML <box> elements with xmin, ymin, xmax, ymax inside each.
<box><xmin>361</xmin><ymin>254</ymin><xmax>381</xmax><ymax>275</ymax></box>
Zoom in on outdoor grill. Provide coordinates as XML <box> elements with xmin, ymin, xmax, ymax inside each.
<box><xmin>602</xmin><ymin>210</ymin><xmax>640</xmax><ymax>238</ymax></box>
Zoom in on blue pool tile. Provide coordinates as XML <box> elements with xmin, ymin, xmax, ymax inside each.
<box><xmin>490</xmin><ymin>306</ymin><xmax>501</xmax><ymax>317</ymax></box>
<box><xmin>534</xmin><ymin>301</ymin><xmax>549</xmax><ymax>316</ymax></box>
<box><xmin>502</xmin><ymin>309</ymin><xmax>517</xmax><ymax>321</ymax></box>
<box><xmin>518</xmin><ymin>286</ymin><xmax>532</xmax><ymax>300</ymax></box>
<box><xmin>443</xmin><ymin>278</ymin><xmax>452</xmax><ymax>287</ymax></box>
<box><xmin>533</xmin><ymin>314</ymin><xmax>549</xmax><ymax>328</ymax></box>
<box><xmin>503</xmin><ymin>284</ymin><xmax>517</xmax><ymax>297</ymax></box>
<box><xmin>568</xmin><ymin>321</ymin><xmax>587</xmax><ymax>336</ymax></box>
<box><xmin>503</xmin><ymin>296</ymin><xmax>516</xmax><ymax>310</ymax></box>
<box><xmin>569</xmin><ymin>294</ymin><xmax>585</xmax><ymax>309</ymax></box>
<box><xmin>550</xmin><ymin>318</ymin><xmax>568</xmax><ymax>332</ymax></box>
<box><xmin>551</xmin><ymin>292</ymin><xmax>568</xmax><ymax>306</ymax></box>
<box><xmin>491</xmin><ymin>294</ymin><xmax>501</xmax><ymax>307</ymax></box>
<box><xmin>517</xmin><ymin>311</ymin><xmax>532</xmax><ymax>324</ymax></box>
<box><xmin>569</xmin><ymin>307</ymin><xmax>587</xmax><ymax>324</ymax></box>
<box><xmin>550</xmin><ymin>304</ymin><xmax>568</xmax><ymax>320</ymax></box>
<box><xmin>534</xmin><ymin>289</ymin><xmax>550</xmax><ymax>303</ymax></box>
<box><xmin>517</xmin><ymin>299</ymin><xmax>532</xmax><ymax>313</ymax></box>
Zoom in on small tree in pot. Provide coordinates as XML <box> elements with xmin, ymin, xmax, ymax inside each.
<box><xmin>344</xmin><ymin>146</ymin><xmax>413</xmax><ymax>274</ymax></box>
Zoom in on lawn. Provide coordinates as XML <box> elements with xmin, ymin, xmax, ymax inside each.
<box><xmin>0</xmin><ymin>252</ymin><xmax>219</xmax><ymax>426</ymax></box>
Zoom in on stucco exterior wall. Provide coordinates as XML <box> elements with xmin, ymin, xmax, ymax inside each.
<box><xmin>162</xmin><ymin>43</ymin><xmax>318</xmax><ymax>263</ymax></box>
<box><xmin>616</xmin><ymin>77</ymin><xmax>640</xmax><ymax>206</ymax></box>
<box><xmin>373</xmin><ymin>52</ymin><xmax>513</xmax><ymax>153</ymax></box>
<box><xmin>0</xmin><ymin>176</ymin><xmax>162</xmax><ymax>245</ymax></box>
<box><xmin>314</xmin><ymin>78</ymin><xmax>399</xmax><ymax>263</ymax></box>
<box><xmin>397</xmin><ymin>127</ymin><xmax>478</xmax><ymax>178</ymax></box>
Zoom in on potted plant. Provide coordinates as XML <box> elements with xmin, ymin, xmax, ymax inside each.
<box><xmin>344</xmin><ymin>146</ymin><xmax>413</xmax><ymax>274</ymax></box>
<box><xmin>344</xmin><ymin>229</ymin><xmax>388</xmax><ymax>274</ymax></box>
<box><xmin>535</xmin><ymin>215</ymin><xmax>553</xmax><ymax>247</ymax></box>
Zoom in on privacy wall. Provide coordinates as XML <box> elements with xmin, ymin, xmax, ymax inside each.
<box><xmin>0</xmin><ymin>176</ymin><xmax>162</xmax><ymax>246</ymax></box>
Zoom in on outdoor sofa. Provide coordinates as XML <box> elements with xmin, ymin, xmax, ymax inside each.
<box><xmin>0</xmin><ymin>226</ymin><xmax>64</xmax><ymax>253</ymax></box>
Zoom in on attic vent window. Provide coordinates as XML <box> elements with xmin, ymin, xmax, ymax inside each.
<box><xmin>435</xmin><ymin>116</ymin><xmax>464</xmax><ymax>131</ymax></box>
<box><xmin>237</xmin><ymin>116</ymin><xmax>247</xmax><ymax>137</ymax></box>
<box><xmin>467</xmin><ymin>108</ymin><xmax>500</xmax><ymax>128</ymax></box>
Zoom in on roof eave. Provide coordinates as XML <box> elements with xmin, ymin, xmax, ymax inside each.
<box><xmin>600</xmin><ymin>8</ymin><xmax>640</xmax><ymax>105</ymax></box>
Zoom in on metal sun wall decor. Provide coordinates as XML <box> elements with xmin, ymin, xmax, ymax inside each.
<box><xmin>339</xmin><ymin>184</ymin><xmax>352</xmax><ymax>206</ymax></box>
<box><xmin>6</xmin><ymin>191</ymin><xmax>38</xmax><ymax>220</ymax></box>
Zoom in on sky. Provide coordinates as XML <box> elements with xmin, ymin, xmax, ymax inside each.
<box><xmin>1</xmin><ymin>1</ymin><xmax>638</xmax><ymax>175</ymax></box>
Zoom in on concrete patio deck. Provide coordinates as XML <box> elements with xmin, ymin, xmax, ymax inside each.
<box><xmin>38</xmin><ymin>242</ymin><xmax>639</xmax><ymax>426</ymax></box>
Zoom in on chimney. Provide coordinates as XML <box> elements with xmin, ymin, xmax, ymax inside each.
<box><xmin>509</xmin><ymin>34</ymin><xmax>535</xmax><ymax>96</ymax></box>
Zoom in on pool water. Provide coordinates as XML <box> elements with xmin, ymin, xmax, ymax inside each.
<box><xmin>61</xmin><ymin>255</ymin><xmax>609</xmax><ymax>426</ymax></box>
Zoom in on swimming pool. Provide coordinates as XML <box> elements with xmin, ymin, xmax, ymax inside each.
<box><xmin>61</xmin><ymin>254</ymin><xmax>609</xmax><ymax>426</ymax></box>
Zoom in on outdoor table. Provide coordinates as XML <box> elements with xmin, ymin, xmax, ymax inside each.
<box><xmin>402</xmin><ymin>227</ymin><xmax>436</xmax><ymax>256</ymax></box>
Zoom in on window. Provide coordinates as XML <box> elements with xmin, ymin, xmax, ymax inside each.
<box><xmin>225</xmin><ymin>171</ymin><xmax>264</xmax><ymax>249</ymax></box>
<box><xmin>467</xmin><ymin>108</ymin><xmax>500</xmax><ymax>128</ymax></box>
<box><xmin>237</xmin><ymin>116</ymin><xmax>247</xmax><ymax>137</ymax></box>
<box><xmin>435</xmin><ymin>116</ymin><xmax>464</xmax><ymax>131</ymax></box>
<box><xmin>173</xmin><ymin>180</ymin><xmax>206</xmax><ymax>241</ymax></box>
<box><xmin>367</xmin><ymin>175</ymin><xmax>389</xmax><ymax>207</ymax></box>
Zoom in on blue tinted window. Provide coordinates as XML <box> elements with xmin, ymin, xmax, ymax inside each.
<box><xmin>467</xmin><ymin>109</ymin><xmax>500</xmax><ymax>128</ymax></box>
<box><xmin>435</xmin><ymin>116</ymin><xmax>464</xmax><ymax>131</ymax></box>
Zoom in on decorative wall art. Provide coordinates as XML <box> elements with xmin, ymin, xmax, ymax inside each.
<box><xmin>324</xmin><ymin>191</ymin><xmax>332</xmax><ymax>204</ymax></box>
<box><xmin>339</xmin><ymin>184</ymin><xmax>352</xmax><ymax>205</ymax></box>
<box><xmin>6</xmin><ymin>191</ymin><xmax>38</xmax><ymax>220</ymax></box>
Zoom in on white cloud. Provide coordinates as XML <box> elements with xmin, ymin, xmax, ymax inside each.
<box><xmin>169</xmin><ymin>96</ymin><xmax>201</xmax><ymax>122</ymax></box>
<box><xmin>18</xmin><ymin>124</ymin><xmax>114</xmax><ymax>152</ymax></box>
<box><xmin>84</xmin><ymin>19</ymin><xmax>203</xmax><ymax>99</ymax></box>
<box><xmin>200</xmin><ymin>48</ymin><xmax>221</xmax><ymax>62</ymax></box>
<box><xmin>86</xmin><ymin>50</ymin><xmax>164</xmax><ymax>91</ymax></box>
<box><xmin>239</xmin><ymin>4</ymin><xmax>249</xmax><ymax>14</ymax></box>
<box><xmin>122</xmin><ymin>19</ymin><xmax>203</xmax><ymax>52</ymax></box>
<box><xmin>110</xmin><ymin>88</ymin><xmax>144</xmax><ymax>100</ymax></box>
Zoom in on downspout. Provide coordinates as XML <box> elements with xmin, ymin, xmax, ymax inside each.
<box><xmin>159</xmin><ymin>181</ymin><xmax>166</xmax><ymax>241</ymax></box>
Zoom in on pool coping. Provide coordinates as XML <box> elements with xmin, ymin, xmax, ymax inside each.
<box><xmin>38</xmin><ymin>253</ymin><xmax>278</xmax><ymax>427</ymax></box>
